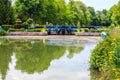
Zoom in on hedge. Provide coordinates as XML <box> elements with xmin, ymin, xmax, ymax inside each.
<box><xmin>2</xmin><ymin>25</ymin><xmax>13</xmax><ymax>31</ymax></box>
<box><xmin>9</xmin><ymin>28</ymin><xmax>43</xmax><ymax>32</ymax></box>
<box><xmin>0</xmin><ymin>30</ymin><xmax>7</xmax><ymax>36</ymax></box>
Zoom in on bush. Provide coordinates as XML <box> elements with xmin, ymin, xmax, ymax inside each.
<box><xmin>2</xmin><ymin>25</ymin><xmax>13</xmax><ymax>31</ymax></box>
<box><xmin>27</xmin><ymin>18</ymin><xmax>33</xmax><ymax>24</ymax></box>
<box><xmin>91</xmin><ymin>29</ymin><xmax>107</xmax><ymax>32</ymax></box>
<box><xmin>14</xmin><ymin>19</ymin><xmax>25</xmax><ymax>29</ymax></box>
<box><xmin>9</xmin><ymin>28</ymin><xmax>43</xmax><ymax>32</ymax></box>
<box><xmin>14</xmin><ymin>24</ymin><xmax>25</xmax><ymax>29</ymax></box>
<box><xmin>23</xmin><ymin>22</ymin><xmax>29</xmax><ymax>29</ymax></box>
<box><xmin>28</xmin><ymin>29</ymin><xmax>42</xmax><ymax>32</ymax></box>
<box><xmin>9</xmin><ymin>28</ymin><xmax>25</xmax><ymax>32</ymax></box>
<box><xmin>90</xmin><ymin>28</ymin><xmax>120</xmax><ymax>79</ymax></box>
<box><xmin>0</xmin><ymin>30</ymin><xmax>6</xmax><ymax>36</ymax></box>
<box><xmin>83</xmin><ymin>28</ymin><xmax>90</xmax><ymax>32</ymax></box>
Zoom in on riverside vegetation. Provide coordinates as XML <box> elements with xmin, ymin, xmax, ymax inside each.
<box><xmin>90</xmin><ymin>27</ymin><xmax>120</xmax><ymax>80</ymax></box>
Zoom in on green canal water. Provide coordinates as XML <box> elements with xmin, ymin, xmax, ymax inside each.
<box><xmin>0</xmin><ymin>38</ymin><xmax>99</xmax><ymax>80</ymax></box>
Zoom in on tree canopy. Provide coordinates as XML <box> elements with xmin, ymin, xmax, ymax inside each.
<box><xmin>108</xmin><ymin>1</ymin><xmax>120</xmax><ymax>26</ymax></box>
<box><xmin>0</xmin><ymin>0</ymin><xmax>14</xmax><ymax>25</ymax></box>
<box><xmin>0</xmin><ymin>0</ymin><xmax>119</xmax><ymax>26</ymax></box>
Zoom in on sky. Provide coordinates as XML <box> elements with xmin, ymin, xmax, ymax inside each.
<box><xmin>66</xmin><ymin>0</ymin><xmax>119</xmax><ymax>11</ymax></box>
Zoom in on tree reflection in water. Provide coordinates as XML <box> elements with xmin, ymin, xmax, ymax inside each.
<box><xmin>90</xmin><ymin>68</ymin><xmax>109</xmax><ymax>80</ymax></box>
<box><xmin>0</xmin><ymin>38</ymin><xmax>83</xmax><ymax>80</ymax></box>
<box><xmin>0</xmin><ymin>38</ymin><xmax>13</xmax><ymax>80</ymax></box>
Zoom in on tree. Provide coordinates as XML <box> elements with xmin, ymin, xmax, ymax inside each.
<box><xmin>0</xmin><ymin>0</ymin><xmax>14</xmax><ymax>25</ymax></box>
<box><xmin>54</xmin><ymin>0</ymin><xmax>67</xmax><ymax>25</ymax></box>
<box><xmin>108</xmin><ymin>1</ymin><xmax>120</xmax><ymax>26</ymax></box>
<box><xmin>101</xmin><ymin>9</ymin><xmax>111</xmax><ymax>26</ymax></box>
<box><xmin>67</xmin><ymin>0</ymin><xmax>91</xmax><ymax>26</ymax></box>
<box><xmin>14</xmin><ymin>0</ymin><xmax>68</xmax><ymax>25</ymax></box>
<box><xmin>14</xmin><ymin>0</ymin><xmax>45</xmax><ymax>24</ymax></box>
<box><xmin>88</xmin><ymin>7</ymin><xmax>98</xmax><ymax>26</ymax></box>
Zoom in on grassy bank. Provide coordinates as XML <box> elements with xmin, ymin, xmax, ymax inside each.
<box><xmin>90</xmin><ymin>27</ymin><xmax>120</xmax><ymax>80</ymax></box>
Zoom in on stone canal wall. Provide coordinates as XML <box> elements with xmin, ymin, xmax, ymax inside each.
<box><xmin>7</xmin><ymin>32</ymin><xmax>47</xmax><ymax>36</ymax></box>
<box><xmin>7</xmin><ymin>32</ymin><xmax>101</xmax><ymax>36</ymax></box>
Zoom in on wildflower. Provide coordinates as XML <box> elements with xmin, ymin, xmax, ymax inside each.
<box><xmin>111</xmin><ymin>51</ymin><xmax>115</xmax><ymax>54</ymax></box>
<box><xmin>112</xmin><ymin>68</ymin><xmax>116</xmax><ymax>71</ymax></box>
<box><xmin>113</xmin><ymin>38</ymin><xmax>116</xmax><ymax>41</ymax></box>
<box><xmin>116</xmin><ymin>78</ymin><xmax>120</xmax><ymax>80</ymax></box>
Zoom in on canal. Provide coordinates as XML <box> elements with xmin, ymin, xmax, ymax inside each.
<box><xmin>0</xmin><ymin>37</ymin><xmax>100</xmax><ymax>80</ymax></box>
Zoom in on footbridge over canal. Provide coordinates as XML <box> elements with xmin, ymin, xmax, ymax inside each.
<box><xmin>45</xmin><ymin>26</ymin><xmax>99</xmax><ymax>35</ymax></box>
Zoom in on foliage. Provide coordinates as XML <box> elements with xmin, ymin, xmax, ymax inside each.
<box><xmin>9</xmin><ymin>28</ymin><xmax>25</xmax><ymax>32</ymax></box>
<box><xmin>28</xmin><ymin>28</ymin><xmax>42</xmax><ymax>32</ymax></box>
<box><xmin>23</xmin><ymin>18</ymin><xmax>34</xmax><ymax>29</ymax></box>
<box><xmin>14</xmin><ymin>24</ymin><xmax>25</xmax><ymax>29</ymax></box>
<box><xmin>0</xmin><ymin>0</ymin><xmax>119</xmax><ymax>29</ymax></box>
<box><xmin>0</xmin><ymin>30</ymin><xmax>7</xmax><ymax>36</ymax></box>
<box><xmin>90</xmin><ymin>28</ymin><xmax>120</xmax><ymax>79</ymax></box>
<box><xmin>2</xmin><ymin>25</ymin><xmax>13</xmax><ymax>31</ymax></box>
<box><xmin>90</xmin><ymin>29</ymin><xmax>107</xmax><ymax>32</ymax></box>
<box><xmin>87</xmin><ymin>6</ymin><xmax>111</xmax><ymax>26</ymax></box>
<box><xmin>9</xmin><ymin>28</ymin><xmax>44</xmax><ymax>32</ymax></box>
<box><xmin>67</xmin><ymin>0</ymin><xmax>91</xmax><ymax>26</ymax></box>
<box><xmin>14</xmin><ymin>19</ymin><xmax>25</xmax><ymax>28</ymax></box>
<box><xmin>23</xmin><ymin>22</ymin><xmax>29</xmax><ymax>29</ymax></box>
<box><xmin>0</xmin><ymin>0</ymin><xmax>14</xmax><ymax>25</ymax></box>
<box><xmin>108</xmin><ymin>1</ymin><xmax>120</xmax><ymax>26</ymax></box>
<box><xmin>13</xmin><ymin>0</ymin><xmax>91</xmax><ymax>26</ymax></box>
<box><xmin>83</xmin><ymin>28</ymin><xmax>90</xmax><ymax>32</ymax></box>
<box><xmin>26</xmin><ymin>18</ymin><xmax>33</xmax><ymax>24</ymax></box>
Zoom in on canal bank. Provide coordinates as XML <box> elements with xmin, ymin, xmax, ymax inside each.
<box><xmin>90</xmin><ymin>28</ymin><xmax>120</xmax><ymax>80</ymax></box>
<box><xmin>0</xmin><ymin>35</ymin><xmax>102</xmax><ymax>40</ymax></box>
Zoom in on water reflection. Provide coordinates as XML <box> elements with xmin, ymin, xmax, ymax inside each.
<box><xmin>0</xmin><ymin>38</ymin><xmax>13</xmax><ymax>80</ymax></box>
<box><xmin>46</xmin><ymin>39</ymin><xmax>81</xmax><ymax>46</ymax></box>
<box><xmin>90</xmin><ymin>68</ymin><xmax>109</xmax><ymax>80</ymax></box>
<box><xmin>15</xmin><ymin>41</ymin><xmax>67</xmax><ymax>74</ymax></box>
<box><xmin>0</xmin><ymin>38</ymin><xmax>83</xmax><ymax>80</ymax></box>
<box><xmin>90</xmin><ymin>69</ymin><xmax>102</xmax><ymax>80</ymax></box>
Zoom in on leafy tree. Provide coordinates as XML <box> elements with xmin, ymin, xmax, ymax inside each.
<box><xmin>88</xmin><ymin>7</ymin><xmax>98</xmax><ymax>26</ymax></box>
<box><xmin>88</xmin><ymin>8</ymin><xmax>111</xmax><ymax>26</ymax></box>
<box><xmin>13</xmin><ymin>0</ymin><xmax>115</xmax><ymax>26</ymax></box>
<box><xmin>0</xmin><ymin>0</ymin><xmax>14</xmax><ymax>25</ymax></box>
<box><xmin>14</xmin><ymin>0</ymin><xmax>68</xmax><ymax>25</ymax></box>
<box><xmin>14</xmin><ymin>0</ymin><xmax>44</xmax><ymax>23</ymax></box>
<box><xmin>108</xmin><ymin>1</ymin><xmax>120</xmax><ymax>26</ymax></box>
<box><xmin>54</xmin><ymin>0</ymin><xmax>67</xmax><ymax>24</ymax></box>
<box><xmin>101</xmin><ymin>9</ymin><xmax>111</xmax><ymax>26</ymax></box>
<box><xmin>45</xmin><ymin>0</ymin><xmax>57</xmax><ymax>24</ymax></box>
<box><xmin>67</xmin><ymin>0</ymin><xmax>91</xmax><ymax>26</ymax></box>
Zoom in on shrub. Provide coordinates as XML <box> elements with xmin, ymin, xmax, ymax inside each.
<box><xmin>9</xmin><ymin>28</ymin><xmax>43</xmax><ymax>32</ymax></box>
<box><xmin>23</xmin><ymin>22</ymin><xmax>29</xmax><ymax>29</ymax></box>
<box><xmin>14</xmin><ymin>19</ymin><xmax>25</xmax><ymax>29</ymax></box>
<box><xmin>91</xmin><ymin>29</ymin><xmax>107</xmax><ymax>32</ymax></box>
<box><xmin>27</xmin><ymin>18</ymin><xmax>33</xmax><ymax>24</ymax></box>
<box><xmin>0</xmin><ymin>30</ymin><xmax>6</xmax><ymax>36</ymax></box>
<box><xmin>83</xmin><ymin>28</ymin><xmax>90</xmax><ymax>32</ymax></box>
<box><xmin>28</xmin><ymin>29</ymin><xmax>42</xmax><ymax>32</ymax></box>
<box><xmin>90</xmin><ymin>28</ymin><xmax>120</xmax><ymax>79</ymax></box>
<box><xmin>9</xmin><ymin>28</ymin><xmax>25</xmax><ymax>32</ymax></box>
<box><xmin>2</xmin><ymin>25</ymin><xmax>13</xmax><ymax>31</ymax></box>
<box><xmin>14</xmin><ymin>24</ymin><xmax>25</xmax><ymax>29</ymax></box>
